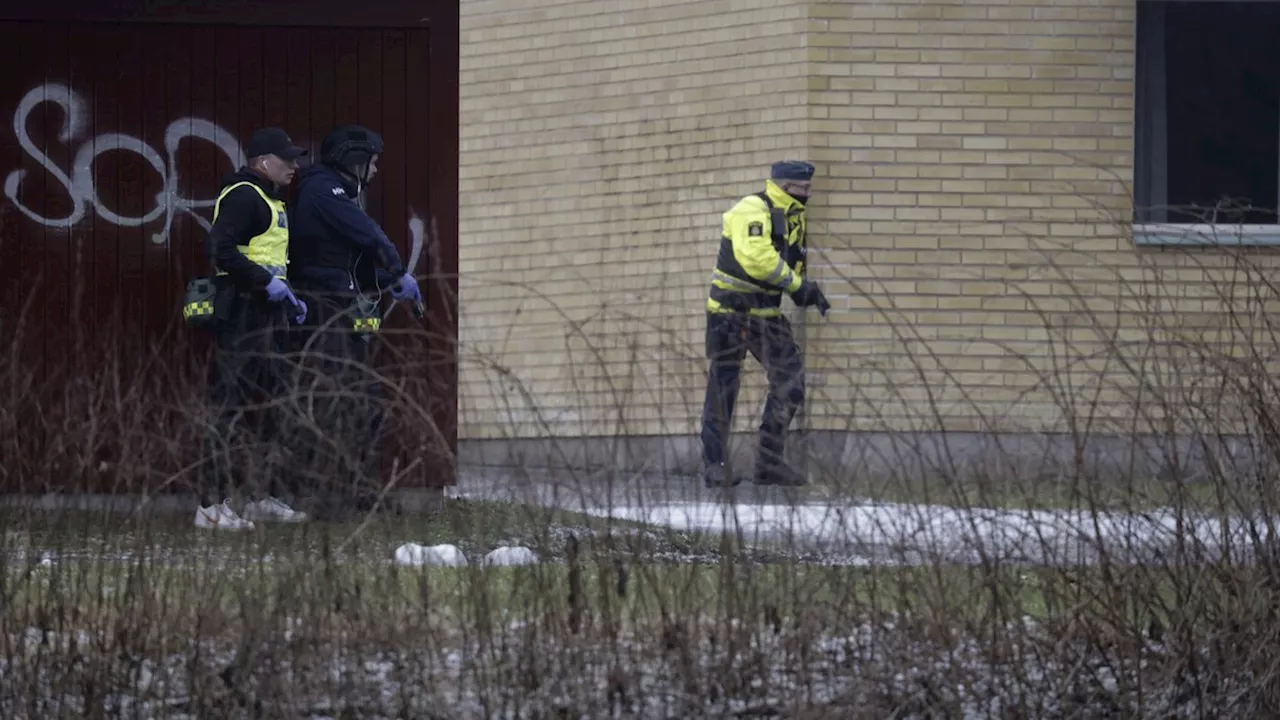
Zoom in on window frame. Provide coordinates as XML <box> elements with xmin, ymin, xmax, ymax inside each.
<box><xmin>1132</xmin><ymin>0</ymin><xmax>1280</xmax><ymax>247</ymax></box>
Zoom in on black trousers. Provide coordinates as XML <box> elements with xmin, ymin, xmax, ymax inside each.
<box><xmin>699</xmin><ymin>312</ymin><xmax>806</xmax><ymax>470</ymax></box>
<box><xmin>199</xmin><ymin>282</ymin><xmax>292</xmax><ymax>506</ymax></box>
<box><xmin>286</xmin><ymin>289</ymin><xmax>388</xmax><ymax>515</ymax></box>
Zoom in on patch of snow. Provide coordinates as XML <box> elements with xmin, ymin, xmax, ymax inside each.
<box><xmin>578</xmin><ymin>499</ymin><xmax>1261</xmax><ymax>565</ymax></box>
<box><xmin>393</xmin><ymin>543</ymin><xmax>468</xmax><ymax>567</ymax></box>
<box><xmin>483</xmin><ymin>545</ymin><xmax>539</xmax><ymax>566</ymax></box>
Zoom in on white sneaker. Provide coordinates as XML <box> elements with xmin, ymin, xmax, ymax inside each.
<box><xmin>194</xmin><ymin>500</ymin><xmax>255</xmax><ymax>531</ymax></box>
<box><xmin>242</xmin><ymin>497</ymin><xmax>308</xmax><ymax>524</ymax></box>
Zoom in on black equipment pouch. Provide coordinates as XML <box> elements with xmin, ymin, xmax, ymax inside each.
<box><xmin>350</xmin><ymin>294</ymin><xmax>381</xmax><ymax>338</ymax></box>
<box><xmin>181</xmin><ymin>277</ymin><xmax>217</xmax><ymax>329</ymax></box>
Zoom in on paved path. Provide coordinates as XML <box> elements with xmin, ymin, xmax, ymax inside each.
<box><xmin>0</xmin><ymin>469</ymin><xmax>1258</xmax><ymax>567</ymax></box>
<box><xmin>454</xmin><ymin>467</ymin><xmax>1259</xmax><ymax>566</ymax></box>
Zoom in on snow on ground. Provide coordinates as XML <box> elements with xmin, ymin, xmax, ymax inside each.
<box><xmin>1</xmin><ymin>475</ymin><xmax>1266</xmax><ymax>715</ymax></box>
<box><xmin>392</xmin><ymin>542</ymin><xmax>469</xmax><ymax>567</ymax></box>
<box><xmin>391</xmin><ymin>543</ymin><xmax>541</xmax><ymax>568</ymax></box>
<box><xmin>483</xmin><ymin>545</ymin><xmax>539</xmax><ymax>566</ymax></box>
<box><xmin>0</xmin><ymin>615</ymin><xmax>1240</xmax><ymax>719</ymax></box>
<box><xmin>579</xmin><ymin>499</ymin><xmax>1261</xmax><ymax>565</ymax></box>
<box><xmin>450</xmin><ymin>475</ymin><xmax>1261</xmax><ymax>567</ymax></box>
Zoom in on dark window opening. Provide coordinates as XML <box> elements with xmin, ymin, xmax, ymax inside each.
<box><xmin>1135</xmin><ymin>1</ymin><xmax>1280</xmax><ymax>225</ymax></box>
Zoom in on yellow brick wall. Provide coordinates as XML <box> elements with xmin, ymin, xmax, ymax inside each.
<box><xmin>458</xmin><ymin>0</ymin><xmax>1280</xmax><ymax>443</ymax></box>
<box><xmin>800</xmin><ymin>0</ymin><xmax>1280</xmax><ymax>437</ymax></box>
<box><xmin>458</xmin><ymin>0</ymin><xmax>812</xmax><ymax>440</ymax></box>
<box><xmin>801</xmin><ymin>0</ymin><xmax>1138</xmax><ymax>434</ymax></box>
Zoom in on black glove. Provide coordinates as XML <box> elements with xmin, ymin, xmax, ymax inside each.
<box><xmin>790</xmin><ymin>280</ymin><xmax>831</xmax><ymax>317</ymax></box>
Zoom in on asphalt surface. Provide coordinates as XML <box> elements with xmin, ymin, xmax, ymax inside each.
<box><xmin>451</xmin><ymin>466</ymin><xmax>1260</xmax><ymax>567</ymax></box>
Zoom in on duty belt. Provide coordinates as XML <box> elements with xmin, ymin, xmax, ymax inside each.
<box><xmin>709</xmin><ymin>285</ymin><xmax>781</xmax><ymax>312</ymax></box>
<box><xmin>214</xmin><ymin>263</ymin><xmax>287</xmax><ymax>279</ymax></box>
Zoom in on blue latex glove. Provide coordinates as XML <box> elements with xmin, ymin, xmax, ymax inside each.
<box><xmin>266</xmin><ymin>277</ymin><xmax>298</xmax><ymax>304</ymax></box>
<box><xmin>389</xmin><ymin>272</ymin><xmax>422</xmax><ymax>303</ymax></box>
<box><xmin>265</xmin><ymin>277</ymin><xmax>307</xmax><ymax>324</ymax></box>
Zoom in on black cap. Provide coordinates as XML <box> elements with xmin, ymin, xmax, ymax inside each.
<box><xmin>245</xmin><ymin>127</ymin><xmax>308</xmax><ymax>161</ymax></box>
<box><xmin>771</xmin><ymin>160</ymin><xmax>815</xmax><ymax>181</ymax></box>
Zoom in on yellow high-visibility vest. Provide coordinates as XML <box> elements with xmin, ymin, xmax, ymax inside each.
<box><xmin>212</xmin><ymin>181</ymin><xmax>289</xmax><ymax>278</ymax></box>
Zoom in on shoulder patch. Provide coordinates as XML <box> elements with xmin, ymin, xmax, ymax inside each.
<box><xmin>331</xmin><ymin>186</ymin><xmax>346</xmax><ymax>197</ymax></box>
<box><xmin>747</xmin><ymin>221</ymin><xmax>764</xmax><ymax>237</ymax></box>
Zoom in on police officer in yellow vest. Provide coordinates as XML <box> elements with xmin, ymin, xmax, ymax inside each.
<box><xmin>700</xmin><ymin>160</ymin><xmax>831</xmax><ymax>489</ymax></box>
<box><xmin>195</xmin><ymin>127</ymin><xmax>311</xmax><ymax>531</ymax></box>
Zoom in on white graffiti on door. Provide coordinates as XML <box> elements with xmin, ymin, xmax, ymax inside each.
<box><xmin>4</xmin><ymin>81</ymin><xmax>429</xmax><ymax>273</ymax></box>
<box><xmin>408</xmin><ymin>211</ymin><xmax>429</xmax><ymax>277</ymax></box>
<box><xmin>3</xmin><ymin>82</ymin><xmax>245</xmax><ymax>245</ymax></box>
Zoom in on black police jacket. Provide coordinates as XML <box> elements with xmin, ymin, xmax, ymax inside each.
<box><xmin>286</xmin><ymin>163</ymin><xmax>406</xmax><ymax>295</ymax></box>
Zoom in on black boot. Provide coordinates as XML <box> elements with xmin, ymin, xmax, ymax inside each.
<box><xmin>754</xmin><ymin>450</ymin><xmax>807</xmax><ymax>487</ymax></box>
<box><xmin>703</xmin><ymin>463</ymin><xmax>744</xmax><ymax>489</ymax></box>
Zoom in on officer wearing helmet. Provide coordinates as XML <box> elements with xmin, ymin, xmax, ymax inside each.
<box><xmin>286</xmin><ymin>124</ymin><xmax>422</xmax><ymax>518</ymax></box>
<box><xmin>288</xmin><ymin>125</ymin><xmax>421</xmax><ymax>302</ymax></box>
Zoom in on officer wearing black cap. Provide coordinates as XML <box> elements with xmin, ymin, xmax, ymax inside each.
<box><xmin>195</xmin><ymin>126</ymin><xmax>311</xmax><ymax>531</ymax></box>
<box><xmin>699</xmin><ymin>160</ymin><xmax>831</xmax><ymax>489</ymax></box>
<box><xmin>285</xmin><ymin>124</ymin><xmax>422</xmax><ymax>518</ymax></box>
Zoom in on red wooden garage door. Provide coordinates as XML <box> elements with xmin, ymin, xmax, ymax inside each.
<box><xmin>0</xmin><ymin>6</ymin><xmax>459</xmax><ymax>493</ymax></box>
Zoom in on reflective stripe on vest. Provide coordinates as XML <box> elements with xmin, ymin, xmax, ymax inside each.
<box><xmin>705</xmin><ymin>191</ymin><xmax>803</xmax><ymax>317</ymax></box>
<box><xmin>212</xmin><ymin>181</ymin><xmax>289</xmax><ymax>278</ymax></box>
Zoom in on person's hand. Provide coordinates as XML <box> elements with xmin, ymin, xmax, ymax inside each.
<box><xmin>790</xmin><ymin>280</ymin><xmax>831</xmax><ymax>317</ymax></box>
<box><xmin>390</xmin><ymin>272</ymin><xmax>422</xmax><ymax>303</ymax></box>
<box><xmin>265</xmin><ymin>277</ymin><xmax>307</xmax><ymax>324</ymax></box>
<box><xmin>265</xmin><ymin>277</ymin><xmax>300</xmax><ymax>305</ymax></box>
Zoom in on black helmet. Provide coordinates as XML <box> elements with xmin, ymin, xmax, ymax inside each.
<box><xmin>320</xmin><ymin>124</ymin><xmax>385</xmax><ymax>171</ymax></box>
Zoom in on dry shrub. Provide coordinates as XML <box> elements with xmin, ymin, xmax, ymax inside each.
<box><xmin>5</xmin><ymin>207</ymin><xmax>1280</xmax><ymax>717</ymax></box>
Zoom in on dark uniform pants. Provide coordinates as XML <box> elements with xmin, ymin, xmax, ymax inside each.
<box><xmin>287</xmin><ymin>289</ymin><xmax>387</xmax><ymax>516</ymax></box>
<box><xmin>200</xmin><ymin>282</ymin><xmax>292</xmax><ymax>505</ymax></box>
<box><xmin>699</xmin><ymin>312</ymin><xmax>805</xmax><ymax>470</ymax></box>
